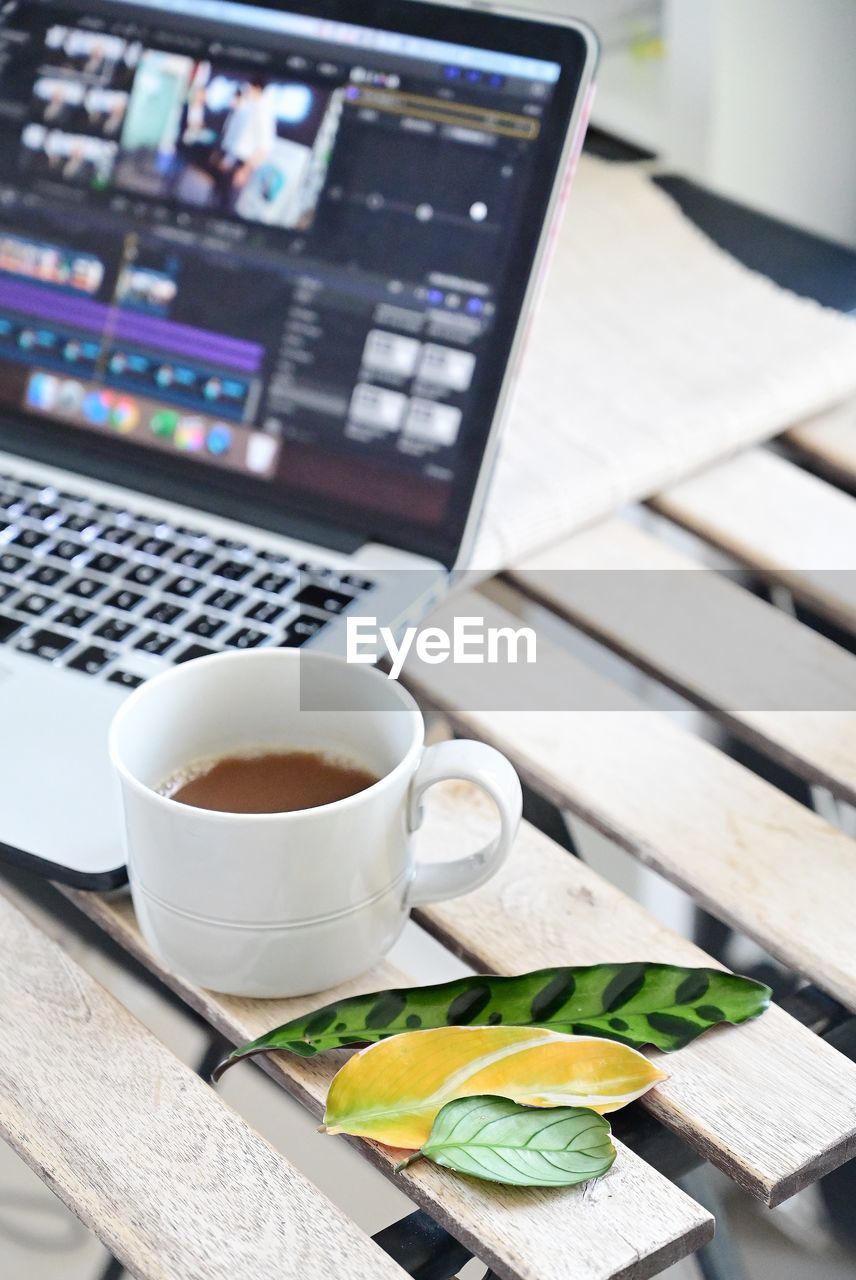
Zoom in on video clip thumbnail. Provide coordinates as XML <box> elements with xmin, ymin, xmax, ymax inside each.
<box><xmin>114</xmin><ymin>56</ymin><xmax>344</xmax><ymax>231</ymax></box>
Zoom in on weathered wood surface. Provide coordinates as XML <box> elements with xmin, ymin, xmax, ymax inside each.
<box><xmin>417</xmin><ymin>787</ymin><xmax>856</xmax><ymax>1206</ymax></box>
<box><xmin>0</xmin><ymin>889</ymin><xmax>409</xmax><ymax>1280</ymax></box>
<box><xmin>64</xmin><ymin>757</ymin><xmax>856</xmax><ymax>1210</ymax></box>
<box><xmin>410</xmin><ymin>592</ymin><xmax>856</xmax><ymax>1017</ymax></box>
<box><xmin>61</xmin><ymin>888</ymin><xmax>713</xmax><ymax>1280</ymax></box>
<box><xmin>651</xmin><ymin>448</ymin><xmax>856</xmax><ymax>631</ymax></box>
<box><xmin>511</xmin><ymin>518</ymin><xmax>856</xmax><ymax>804</ymax></box>
<box><xmin>786</xmin><ymin>398</ymin><xmax>856</xmax><ymax>487</ymax></box>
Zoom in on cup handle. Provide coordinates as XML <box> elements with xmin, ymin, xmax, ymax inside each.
<box><xmin>405</xmin><ymin>739</ymin><xmax>522</xmax><ymax>907</ymax></box>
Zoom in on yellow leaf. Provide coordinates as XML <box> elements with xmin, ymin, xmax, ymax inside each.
<box><xmin>324</xmin><ymin>1026</ymin><xmax>667</xmax><ymax>1149</ymax></box>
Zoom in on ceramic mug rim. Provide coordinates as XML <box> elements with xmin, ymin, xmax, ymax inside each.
<box><xmin>109</xmin><ymin>648</ymin><xmax>425</xmax><ymax>825</ymax></box>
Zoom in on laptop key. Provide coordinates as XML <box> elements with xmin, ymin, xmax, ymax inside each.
<box><xmin>254</xmin><ymin>571</ymin><xmax>294</xmax><ymax>595</ymax></box>
<box><xmin>17</xmin><ymin>628</ymin><xmax>74</xmax><ymax>660</ymax></box>
<box><xmin>0</xmin><ymin>551</ymin><xmax>26</xmax><ymax>574</ymax></box>
<box><xmin>0</xmin><ymin>583</ymin><xmax>13</xmax><ymax>605</ymax></box>
<box><xmin>17</xmin><ymin>593</ymin><xmax>54</xmax><ymax>618</ymax></box>
<box><xmin>174</xmin><ymin>547</ymin><xmax>213</xmax><ymax>570</ymax></box>
<box><xmin>68</xmin><ymin>577</ymin><xmax>107</xmax><ymax>601</ymax></box>
<box><xmin>61</xmin><ymin>512</ymin><xmax>100</xmax><ymax>535</ymax></box>
<box><xmin>12</xmin><ymin>528</ymin><xmax>48</xmax><ymax>550</ymax></box>
<box><xmin>51</xmin><ymin>537</ymin><xmax>89</xmax><ymax>560</ymax></box>
<box><xmin>130</xmin><ymin>516</ymin><xmax>158</xmax><ymax>535</ymax></box>
<box><xmin>257</xmin><ymin>549</ymin><xmax>292</xmax><ymax>565</ymax></box>
<box><xmin>24</xmin><ymin>502</ymin><xmax>58</xmax><ymax>522</ymax></box>
<box><xmin>174</xmin><ymin>643</ymin><xmax>217</xmax><ymax>663</ymax></box>
<box><xmin>246</xmin><ymin>599</ymin><xmax>284</xmax><ymax>625</ymax></box>
<box><xmin>146</xmin><ymin>601</ymin><xmax>185</xmax><ymax>626</ymax></box>
<box><xmin>299</xmin><ymin>562</ymin><xmax>339</xmax><ymax>582</ymax></box>
<box><xmin>135</xmin><ymin>631</ymin><xmax>176</xmax><ymax>657</ymax></box>
<box><xmin>28</xmin><ymin>563</ymin><xmax>67</xmax><ymax>588</ymax></box>
<box><xmin>0</xmin><ymin>611</ymin><xmax>21</xmax><ymax>641</ymax></box>
<box><xmin>205</xmin><ymin>587</ymin><xmax>243</xmax><ymax>611</ymax></box>
<box><xmin>136</xmin><ymin>536</ymin><xmax>173</xmax><ymax>558</ymax></box>
<box><xmin>164</xmin><ymin>575</ymin><xmax>204</xmax><ymax>599</ymax></box>
<box><xmin>294</xmin><ymin>584</ymin><xmax>353</xmax><ymax>615</ymax></box>
<box><xmin>88</xmin><ymin>551</ymin><xmax>126</xmax><ymax>574</ymax></box>
<box><xmin>95</xmin><ymin>617</ymin><xmax>136</xmax><ymax>643</ymax></box>
<box><xmin>280</xmin><ymin>613</ymin><xmax>327</xmax><ymax>647</ymax></box>
<box><xmin>186</xmin><ymin>614</ymin><xmax>226</xmax><ymax>640</ymax></box>
<box><xmin>100</xmin><ymin>525</ymin><xmax>137</xmax><ymax>545</ymax></box>
<box><xmin>214</xmin><ymin>559</ymin><xmax>252</xmax><ymax>582</ymax></box>
<box><xmin>125</xmin><ymin>563</ymin><xmax>164</xmax><ymax>587</ymax></box>
<box><xmin>225</xmin><ymin>627</ymin><xmax>267</xmax><ymax>649</ymax></box>
<box><xmin>108</xmin><ymin>669</ymin><xmax>144</xmax><ymax>689</ymax></box>
<box><xmin>54</xmin><ymin>604</ymin><xmax>95</xmax><ymax>630</ymax></box>
<box><xmin>67</xmin><ymin>645</ymin><xmax>114</xmax><ymax>675</ymax></box>
<box><xmin>341</xmin><ymin>574</ymin><xmax>374</xmax><ymax>592</ymax></box>
<box><xmin>105</xmin><ymin>588</ymin><xmax>144</xmax><ymax>611</ymax></box>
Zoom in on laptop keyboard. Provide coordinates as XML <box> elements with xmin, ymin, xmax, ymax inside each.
<box><xmin>0</xmin><ymin>472</ymin><xmax>374</xmax><ymax>688</ymax></box>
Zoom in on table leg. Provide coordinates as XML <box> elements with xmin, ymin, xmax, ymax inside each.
<box><xmin>677</xmin><ymin>1168</ymin><xmax>749</xmax><ymax>1280</ymax></box>
<box><xmin>818</xmin><ymin>1018</ymin><xmax>856</xmax><ymax>1248</ymax></box>
<box><xmin>373</xmin><ymin>1210</ymin><xmax>474</xmax><ymax>1279</ymax></box>
<box><xmin>520</xmin><ymin>782</ymin><xmax>579</xmax><ymax>855</ymax></box>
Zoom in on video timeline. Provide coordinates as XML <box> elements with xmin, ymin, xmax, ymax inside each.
<box><xmin>24</xmin><ymin>369</ymin><xmax>280</xmax><ymax>478</ymax></box>
<box><xmin>0</xmin><ymin>232</ymin><xmax>104</xmax><ymax>295</ymax></box>
<box><xmin>0</xmin><ymin>275</ymin><xmax>258</xmax><ymax>417</ymax></box>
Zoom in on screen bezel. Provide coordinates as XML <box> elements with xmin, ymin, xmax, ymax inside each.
<box><xmin>0</xmin><ymin>0</ymin><xmax>595</xmax><ymax>567</ymax></box>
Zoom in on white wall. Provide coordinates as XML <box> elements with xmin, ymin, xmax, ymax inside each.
<box><xmin>701</xmin><ymin>0</ymin><xmax>856</xmax><ymax>246</ymax></box>
<box><xmin>498</xmin><ymin>0</ymin><xmax>856</xmax><ymax>247</ymax></box>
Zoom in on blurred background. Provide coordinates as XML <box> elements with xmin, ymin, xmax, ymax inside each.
<box><xmin>507</xmin><ymin>0</ymin><xmax>856</xmax><ymax>247</ymax></box>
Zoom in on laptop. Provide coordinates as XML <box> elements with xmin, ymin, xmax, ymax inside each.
<box><xmin>0</xmin><ymin>0</ymin><xmax>596</xmax><ymax>887</ymax></box>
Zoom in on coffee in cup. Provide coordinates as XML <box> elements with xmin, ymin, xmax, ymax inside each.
<box><xmin>160</xmin><ymin>749</ymin><xmax>378</xmax><ymax>814</ymax></box>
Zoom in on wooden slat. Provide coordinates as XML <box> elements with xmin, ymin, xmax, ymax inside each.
<box><xmin>64</xmin><ymin>745</ymin><xmax>856</xmax><ymax>1213</ymax></box>
<box><xmin>417</xmin><ymin>787</ymin><xmax>856</xmax><ymax>1206</ymax></box>
<box><xmin>510</xmin><ymin>518</ymin><xmax>856</xmax><ymax>804</ymax></box>
<box><xmin>0</xmin><ymin>890</ymin><xmax>408</xmax><ymax>1280</ymax></box>
<box><xmin>651</xmin><ymin>448</ymin><xmax>856</xmax><ymax>631</ymax></box>
<box><xmin>785</xmin><ymin>397</ymin><xmax>856</xmax><ymax>487</ymax></box>
<box><xmin>412</xmin><ymin>593</ymin><xmax>856</xmax><ymax>1015</ymax></box>
<box><xmin>61</xmin><ymin>890</ymin><xmax>714</xmax><ymax>1280</ymax></box>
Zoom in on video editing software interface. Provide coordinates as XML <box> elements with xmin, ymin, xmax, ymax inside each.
<box><xmin>0</xmin><ymin>0</ymin><xmax>564</xmax><ymax>538</ymax></box>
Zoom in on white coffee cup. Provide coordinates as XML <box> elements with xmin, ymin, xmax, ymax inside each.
<box><xmin>109</xmin><ymin>649</ymin><xmax>521</xmax><ymax>997</ymax></box>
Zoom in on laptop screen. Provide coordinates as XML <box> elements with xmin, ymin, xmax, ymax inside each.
<box><xmin>0</xmin><ymin>0</ymin><xmax>590</xmax><ymax>565</ymax></box>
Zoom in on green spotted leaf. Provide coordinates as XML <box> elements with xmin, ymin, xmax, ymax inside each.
<box><xmin>212</xmin><ymin>963</ymin><xmax>771</xmax><ymax>1080</ymax></box>
<box><xmin>398</xmin><ymin>1095</ymin><xmax>616</xmax><ymax>1187</ymax></box>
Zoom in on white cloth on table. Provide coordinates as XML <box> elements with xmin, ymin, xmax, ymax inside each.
<box><xmin>472</xmin><ymin>156</ymin><xmax>856</xmax><ymax>570</ymax></box>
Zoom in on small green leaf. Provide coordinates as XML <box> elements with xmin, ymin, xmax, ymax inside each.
<box><xmin>212</xmin><ymin>963</ymin><xmax>772</xmax><ymax>1080</ymax></box>
<box><xmin>406</xmin><ymin>1095</ymin><xmax>616</xmax><ymax>1187</ymax></box>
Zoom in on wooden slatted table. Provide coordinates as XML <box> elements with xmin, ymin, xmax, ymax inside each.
<box><xmin>511</xmin><ymin>518</ymin><xmax>856</xmax><ymax>802</ymax></box>
<box><xmin>6</xmin><ymin>443</ymin><xmax>856</xmax><ymax>1277</ymax></box>
<box><xmin>652</xmin><ymin>448</ymin><xmax>856</xmax><ymax>632</ymax></box>
<box><xmin>413</xmin><ymin>592</ymin><xmax>856</xmax><ymax>1015</ymax></box>
<box><xmin>58</xmin><ymin>883</ymin><xmax>714</xmax><ymax>1280</ymax></box>
<box><xmin>0</xmin><ymin>890</ymin><xmax>410</xmax><ymax>1280</ymax></box>
<box><xmin>786</xmin><ymin>396</ymin><xmax>856</xmax><ymax>489</ymax></box>
<box><xmin>3</xmin><ymin>165</ymin><xmax>856</xmax><ymax>1280</ymax></box>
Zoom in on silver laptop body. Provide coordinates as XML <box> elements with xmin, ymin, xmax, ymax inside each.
<box><xmin>0</xmin><ymin>0</ymin><xmax>596</xmax><ymax>882</ymax></box>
